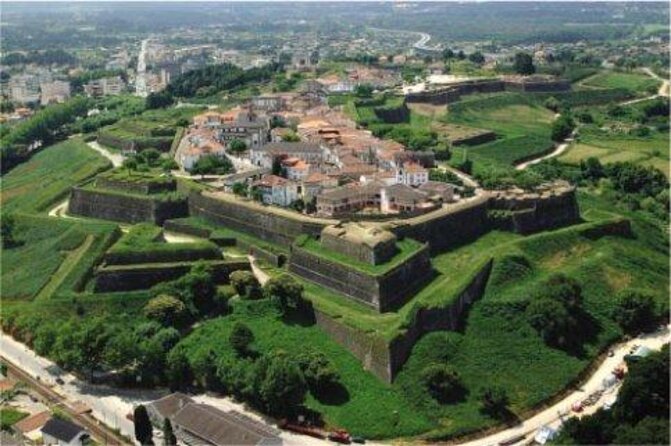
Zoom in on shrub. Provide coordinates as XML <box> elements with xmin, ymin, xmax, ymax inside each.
<box><xmin>525</xmin><ymin>298</ymin><xmax>575</xmax><ymax>347</ymax></box>
<box><xmin>544</xmin><ymin>274</ymin><xmax>582</xmax><ymax>309</ymax></box>
<box><xmin>229</xmin><ymin>270</ymin><xmax>261</xmax><ymax>299</ymax></box>
<box><xmin>297</xmin><ymin>351</ymin><xmax>340</xmax><ymax>394</ymax></box>
<box><xmin>612</xmin><ymin>289</ymin><xmax>657</xmax><ymax>334</ymax></box>
<box><xmin>479</xmin><ymin>386</ymin><xmax>510</xmax><ymax>418</ymax></box>
<box><xmin>229</xmin><ymin>322</ymin><xmax>254</xmax><ymax>356</ymax></box>
<box><xmin>421</xmin><ymin>364</ymin><xmax>466</xmax><ymax>404</ymax></box>
<box><xmin>143</xmin><ymin>295</ymin><xmax>189</xmax><ymax>327</ymax></box>
<box><xmin>263</xmin><ymin>274</ymin><xmax>305</xmax><ymax>313</ymax></box>
<box><xmin>258</xmin><ymin>352</ymin><xmax>307</xmax><ymax>417</ymax></box>
<box><xmin>551</xmin><ymin>114</ymin><xmax>575</xmax><ymax>142</ymax></box>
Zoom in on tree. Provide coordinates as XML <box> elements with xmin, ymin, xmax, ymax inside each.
<box><xmin>146</xmin><ymin>91</ymin><xmax>174</xmax><ymax>109</ymax></box>
<box><xmin>271</xmin><ymin>156</ymin><xmax>282</xmax><ymax>176</ymax></box>
<box><xmin>525</xmin><ymin>298</ymin><xmax>575</xmax><ymax>347</ymax></box>
<box><xmin>229</xmin><ymin>271</ymin><xmax>260</xmax><ymax>299</ymax></box>
<box><xmin>1</xmin><ymin>214</ymin><xmax>17</xmax><ymax>249</ymax></box>
<box><xmin>468</xmin><ymin>51</ymin><xmax>485</xmax><ymax>65</ymax></box>
<box><xmin>232</xmin><ymin>182</ymin><xmax>248</xmax><ymax>197</ymax></box>
<box><xmin>173</xmin><ymin>262</ymin><xmax>218</xmax><ymax>316</ymax></box>
<box><xmin>133</xmin><ymin>405</ymin><xmax>153</xmax><ymax>445</ymax></box>
<box><xmin>163</xmin><ymin>418</ymin><xmax>177</xmax><ymax>446</ymax></box>
<box><xmin>161</xmin><ymin>158</ymin><xmax>179</xmax><ymax>174</ymax></box>
<box><xmin>263</xmin><ymin>274</ymin><xmax>304</xmax><ymax>313</ymax></box>
<box><xmin>144</xmin><ymin>295</ymin><xmax>188</xmax><ymax>327</ymax></box>
<box><xmin>479</xmin><ymin>386</ymin><xmax>510</xmax><ymax>418</ymax></box>
<box><xmin>580</xmin><ymin>157</ymin><xmax>604</xmax><ymax>181</ymax></box>
<box><xmin>354</xmin><ymin>84</ymin><xmax>373</xmax><ymax>98</ymax></box>
<box><xmin>551</xmin><ymin>114</ymin><xmax>575</xmax><ymax>142</ymax></box>
<box><xmin>421</xmin><ymin>364</ymin><xmax>466</xmax><ymax>403</ymax></box>
<box><xmin>123</xmin><ymin>157</ymin><xmax>138</xmax><ymax>176</ymax></box>
<box><xmin>281</xmin><ymin>131</ymin><xmax>300</xmax><ymax>142</ymax></box>
<box><xmin>613</xmin><ymin>417</ymin><xmax>669</xmax><ymax>445</ymax></box>
<box><xmin>228</xmin><ymin>139</ymin><xmax>247</xmax><ymax>154</ymax></box>
<box><xmin>442</xmin><ymin>48</ymin><xmax>455</xmax><ymax>61</ymax></box>
<box><xmin>545</xmin><ymin>274</ymin><xmax>582</xmax><ymax>309</ymax></box>
<box><xmin>297</xmin><ymin>351</ymin><xmax>340</xmax><ymax>394</ymax></box>
<box><xmin>166</xmin><ymin>348</ymin><xmax>192</xmax><ymax>390</ymax></box>
<box><xmin>191</xmin><ymin>154</ymin><xmax>234</xmax><ymax>175</ymax></box>
<box><xmin>543</xmin><ymin>96</ymin><xmax>561</xmax><ymax>112</ymax></box>
<box><xmin>230</xmin><ymin>322</ymin><xmax>254</xmax><ymax>356</ymax></box>
<box><xmin>259</xmin><ymin>352</ymin><xmax>307</xmax><ymax>416</ymax></box>
<box><xmin>612</xmin><ymin>289</ymin><xmax>657</xmax><ymax>335</ymax></box>
<box><xmin>513</xmin><ymin>52</ymin><xmax>535</xmax><ymax>75</ymax></box>
<box><xmin>138</xmin><ymin>148</ymin><xmax>161</xmax><ymax>167</ymax></box>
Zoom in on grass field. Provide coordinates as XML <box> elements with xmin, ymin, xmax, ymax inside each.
<box><xmin>0</xmin><ymin>138</ymin><xmax>111</xmax><ymax>214</ymax></box>
<box><xmin>445</xmin><ymin>95</ymin><xmax>555</xmax><ymax>169</ymax></box>
<box><xmin>559</xmin><ymin>129</ymin><xmax>669</xmax><ymax>177</ymax></box>
<box><xmin>1</xmin><ymin>215</ymin><xmax>119</xmax><ymax>300</ymax></box>
<box><xmin>582</xmin><ymin>71</ymin><xmax>660</xmax><ymax>95</ymax></box>
<box><xmin>296</xmin><ymin>236</ymin><xmax>424</xmax><ymax>275</ymax></box>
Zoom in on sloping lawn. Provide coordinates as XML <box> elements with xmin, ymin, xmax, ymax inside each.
<box><xmin>1</xmin><ymin>138</ymin><xmax>111</xmax><ymax>214</ymax></box>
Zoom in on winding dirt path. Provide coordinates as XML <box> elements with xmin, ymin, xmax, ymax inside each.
<box><xmin>87</xmin><ymin>141</ymin><xmax>124</xmax><ymax>167</ymax></box>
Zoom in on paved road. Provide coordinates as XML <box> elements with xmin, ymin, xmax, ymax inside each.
<box><xmin>459</xmin><ymin>325</ymin><xmax>670</xmax><ymax>446</ymax></box>
<box><xmin>515</xmin><ymin>137</ymin><xmax>573</xmax><ymax>171</ymax></box>
<box><xmin>87</xmin><ymin>141</ymin><xmax>124</xmax><ymax>167</ymax></box>
<box><xmin>135</xmin><ymin>39</ymin><xmax>149</xmax><ymax>97</ymax></box>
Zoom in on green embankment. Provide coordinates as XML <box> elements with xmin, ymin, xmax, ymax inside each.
<box><xmin>0</xmin><ymin>138</ymin><xmax>111</xmax><ymax>214</ymax></box>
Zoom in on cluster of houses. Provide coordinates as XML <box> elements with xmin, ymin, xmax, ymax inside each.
<box><xmin>176</xmin><ymin>85</ymin><xmax>459</xmax><ymax>217</ymax></box>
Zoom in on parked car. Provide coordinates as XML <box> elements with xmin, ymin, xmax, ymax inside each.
<box><xmin>55</xmin><ymin>378</ymin><xmax>65</xmax><ymax>385</ymax></box>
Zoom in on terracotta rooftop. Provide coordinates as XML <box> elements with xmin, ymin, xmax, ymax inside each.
<box><xmin>14</xmin><ymin>411</ymin><xmax>51</xmax><ymax>434</ymax></box>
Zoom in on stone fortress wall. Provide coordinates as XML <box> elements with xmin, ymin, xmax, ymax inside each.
<box><xmin>313</xmin><ymin>259</ymin><xmax>493</xmax><ymax>382</ymax></box>
<box><xmin>289</xmin><ymin>241</ymin><xmax>433</xmax><ymax>312</ymax></box>
<box><xmin>405</xmin><ymin>76</ymin><xmax>571</xmax><ymax>106</ymax></box>
<box><xmin>321</xmin><ymin>223</ymin><xmax>398</xmax><ymax>265</ymax></box>
<box><xmin>188</xmin><ymin>191</ymin><xmax>334</xmax><ymax>248</ymax></box>
<box><xmin>69</xmin><ymin>187</ymin><xmax>188</xmax><ymax>225</ymax></box>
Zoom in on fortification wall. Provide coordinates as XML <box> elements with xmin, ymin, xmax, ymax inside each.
<box><xmin>94</xmin><ymin>260</ymin><xmax>249</xmax><ymax>292</ymax></box>
<box><xmin>289</xmin><ymin>243</ymin><xmax>432</xmax><ymax>312</ymax></box>
<box><xmin>489</xmin><ymin>188</ymin><xmax>580</xmax><ymax>234</ymax></box>
<box><xmin>406</xmin><ymin>87</ymin><xmax>461</xmax><ymax>105</ymax></box>
<box><xmin>314</xmin><ymin>311</ymin><xmax>393</xmax><ymax>382</ymax></box>
<box><xmin>320</xmin><ymin>231</ymin><xmax>397</xmax><ymax>265</ymax></box>
<box><xmin>387</xmin><ymin>259</ymin><xmax>493</xmax><ymax>376</ymax></box>
<box><xmin>313</xmin><ymin>259</ymin><xmax>493</xmax><ymax>382</ymax></box>
<box><xmin>504</xmin><ymin>79</ymin><xmax>571</xmax><ymax>93</ymax></box>
<box><xmin>393</xmin><ymin>196</ymin><xmax>491</xmax><ymax>253</ymax></box>
<box><xmin>188</xmin><ymin>192</ymin><xmax>332</xmax><ymax>248</ymax></box>
<box><xmin>451</xmin><ymin>131</ymin><xmax>497</xmax><ymax>146</ymax></box>
<box><xmin>373</xmin><ymin>101</ymin><xmax>411</xmax><ymax>123</ymax></box>
<box><xmin>96</xmin><ymin>177</ymin><xmax>176</xmax><ymax>195</ymax></box>
<box><xmin>69</xmin><ymin>188</ymin><xmax>188</xmax><ymax>224</ymax></box>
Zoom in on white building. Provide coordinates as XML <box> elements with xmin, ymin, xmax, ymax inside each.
<box><xmin>8</xmin><ymin>75</ymin><xmax>40</xmax><ymax>103</ymax></box>
<box><xmin>84</xmin><ymin>76</ymin><xmax>125</xmax><ymax>97</ymax></box>
<box><xmin>250</xmin><ymin>142</ymin><xmax>324</xmax><ymax>169</ymax></box>
<box><xmin>253</xmin><ymin>175</ymin><xmax>299</xmax><ymax>207</ymax></box>
<box><xmin>396</xmin><ymin>162</ymin><xmax>428</xmax><ymax>187</ymax></box>
<box><xmin>40</xmin><ymin>80</ymin><xmax>71</xmax><ymax>105</ymax></box>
